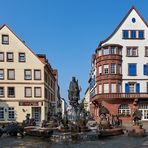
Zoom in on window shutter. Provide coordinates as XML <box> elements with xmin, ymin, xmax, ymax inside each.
<box><xmin>129</xmin><ymin>64</ymin><xmax>136</xmax><ymax>76</ymax></box>
<box><xmin>144</xmin><ymin>64</ymin><xmax>147</xmax><ymax>75</ymax></box>
<box><xmin>125</xmin><ymin>83</ymin><xmax>129</xmax><ymax>93</ymax></box>
<box><xmin>136</xmin><ymin>83</ymin><xmax>140</xmax><ymax>93</ymax></box>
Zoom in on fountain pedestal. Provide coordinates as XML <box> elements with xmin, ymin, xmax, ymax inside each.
<box><xmin>128</xmin><ymin>125</ymin><xmax>146</xmax><ymax>137</ymax></box>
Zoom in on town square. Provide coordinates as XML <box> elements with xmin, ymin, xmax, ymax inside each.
<box><xmin>0</xmin><ymin>0</ymin><xmax>148</xmax><ymax>148</ymax></box>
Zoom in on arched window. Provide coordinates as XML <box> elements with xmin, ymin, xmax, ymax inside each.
<box><xmin>118</xmin><ymin>104</ymin><xmax>131</xmax><ymax>116</ymax></box>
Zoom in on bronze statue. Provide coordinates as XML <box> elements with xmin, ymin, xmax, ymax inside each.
<box><xmin>68</xmin><ymin>77</ymin><xmax>80</xmax><ymax>107</ymax></box>
<box><xmin>99</xmin><ymin>104</ymin><xmax>109</xmax><ymax>116</ymax></box>
<box><xmin>133</xmin><ymin>109</ymin><xmax>142</xmax><ymax>125</ymax></box>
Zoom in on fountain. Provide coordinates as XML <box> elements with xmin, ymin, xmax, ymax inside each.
<box><xmin>98</xmin><ymin>104</ymin><xmax>124</xmax><ymax>137</ymax></box>
<box><xmin>128</xmin><ymin>108</ymin><xmax>146</xmax><ymax>137</ymax></box>
<box><xmin>51</xmin><ymin>77</ymin><xmax>97</xmax><ymax>142</ymax></box>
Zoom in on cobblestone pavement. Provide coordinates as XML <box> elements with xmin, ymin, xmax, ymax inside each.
<box><xmin>0</xmin><ymin>134</ymin><xmax>148</xmax><ymax>148</ymax></box>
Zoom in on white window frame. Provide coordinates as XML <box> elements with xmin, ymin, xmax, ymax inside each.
<box><xmin>118</xmin><ymin>104</ymin><xmax>131</xmax><ymax>116</ymax></box>
<box><xmin>0</xmin><ymin>87</ymin><xmax>4</xmax><ymax>97</ymax></box>
<box><xmin>34</xmin><ymin>87</ymin><xmax>42</xmax><ymax>97</ymax></box>
<box><xmin>25</xmin><ymin>87</ymin><xmax>32</xmax><ymax>97</ymax></box>
<box><xmin>8</xmin><ymin>107</ymin><xmax>15</xmax><ymax>120</ymax></box>
<box><xmin>104</xmin><ymin>65</ymin><xmax>109</xmax><ymax>74</ymax></box>
<box><xmin>0</xmin><ymin>107</ymin><xmax>4</xmax><ymax>120</ymax></box>
<box><xmin>24</xmin><ymin>70</ymin><xmax>32</xmax><ymax>80</ymax></box>
<box><xmin>110</xmin><ymin>64</ymin><xmax>116</xmax><ymax>74</ymax></box>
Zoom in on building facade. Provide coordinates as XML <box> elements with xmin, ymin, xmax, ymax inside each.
<box><xmin>0</xmin><ymin>25</ymin><xmax>59</xmax><ymax>123</ymax></box>
<box><xmin>90</xmin><ymin>7</ymin><xmax>148</xmax><ymax>122</ymax></box>
<box><xmin>84</xmin><ymin>87</ymin><xmax>90</xmax><ymax>112</ymax></box>
<box><xmin>60</xmin><ymin>98</ymin><xmax>67</xmax><ymax>118</ymax></box>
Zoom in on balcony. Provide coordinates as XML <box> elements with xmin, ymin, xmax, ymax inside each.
<box><xmin>96</xmin><ymin>54</ymin><xmax>122</xmax><ymax>63</ymax></box>
<box><xmin>96</xmin><ymin>74</ymin><xmax>122</xmax><ymax>81</ymax></box>
<box><xmin>92</xmin><ymin>93</ymin><xmax>148</xmax><ymax>102</ymax></box>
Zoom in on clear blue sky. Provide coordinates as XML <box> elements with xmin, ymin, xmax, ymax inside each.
<box><xmin>0</xmin><ymin>0</ymin><xmax>147</xmax><ymax>103</ymax></box>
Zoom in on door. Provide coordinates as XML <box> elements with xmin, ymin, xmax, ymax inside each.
<box><xmin>32</xmin><ymin>107</ymin><xmax>41</xmax><ymax>122</ymax></box>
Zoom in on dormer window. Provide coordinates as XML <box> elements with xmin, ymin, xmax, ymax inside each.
<box><xmin>138</xmin><ymin>31</ymin><xmax>144</xmax><ymax>39</ymax></box>
<box><xmin>131</xmin><ymin>30</ymin><xmax>136</xmax><ymax>39</ymax></box>
<box><xmin>2</xmin><ymin>35</ymin><xmax>9</xmax><ymax>45</ymax></box>
<box><xmin>123</xmin><ymin>30</ymin><xmax>129</xmax><ymax>39</ymax></box>
<box><xmin>123</xmin><ymin>30</ymin><xmax>144</xmax><ymax>39</ymax></box>
<box><xmin>104</xmin><ymin>48</ymin><xmax>109</xmax><ymax>55</ymax></box>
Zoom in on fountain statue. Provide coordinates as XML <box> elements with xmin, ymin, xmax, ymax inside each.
<box><xmin>128</xmin><ymin>108</ymin><xmax>146</xmax><ymax>136</ymax></box>
<box><xmin>68</xmin><ymin>77</ymin><xmax>80</xmax><ymax>123</ymax></box>
<box><xmin>98</xmin><ymin>104</ymin><xmax>123</xmax><ymax>137</ymax></box>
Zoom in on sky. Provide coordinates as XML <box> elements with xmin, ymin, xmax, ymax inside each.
<box><xmin>0</xmin><ymin>0</ymin><xmax>147</xmax><ymax>103</ymax></box>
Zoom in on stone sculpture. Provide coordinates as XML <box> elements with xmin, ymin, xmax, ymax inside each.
<box><xmin>128</xmin><ymin>108</ymin><xmax>146</xmax><ymax>137</ymax></box>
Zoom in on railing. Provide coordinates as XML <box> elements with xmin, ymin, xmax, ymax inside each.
<box><xmin>96</xmin><ymin>74</ymin><xmax>122</xmax><ymax>81</ymax></box>
<box><xmin>96</xmin><ymin>54</ymin><xmax>122</xmax><ymax>63</ymax></box>
<box><xmin>92</xmin><ymin>93</ymin><xmax>148</xmax><ymax>101</ymax></box>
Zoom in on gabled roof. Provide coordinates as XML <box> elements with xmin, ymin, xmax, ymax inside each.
<box><xmin>99</xmin><ymin>6</ymin><xmax>148</xmax><ymax>46</ymax></box>
<box><xmin>0</xmin><ymin>24</ymin><xmax>44</xmax><ymax>65</ymax></box>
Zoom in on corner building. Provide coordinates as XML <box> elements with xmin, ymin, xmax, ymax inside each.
<box><xmin>0</xmin><ymin>25</ymin><xmax>59</xmax><ymax>123</ymax></box>
<box><xmin>90</xmin><ymin>7</ymin><xmax>148</xmax><ymax>122</ymax></box>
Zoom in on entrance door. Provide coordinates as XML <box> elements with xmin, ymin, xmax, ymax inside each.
<box><xmin>32</xmin><ymin>107</ymin><xmax>41</xmax><ymax>122</ymax></box>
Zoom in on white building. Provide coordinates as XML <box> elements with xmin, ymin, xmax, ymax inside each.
<box><xmin>90</xmin><ymin>7</ymin><xmax>148</xmax><ymax>122</ymax></box>
<box><xmin>84</xmin><ymin>87</ymin><xmax>90</xmax><ymax>112</ymax></box>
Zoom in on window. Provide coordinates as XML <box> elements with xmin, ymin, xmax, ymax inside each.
<box><xmin>132</xmin><ymin>18</ymin><xmax>136</xmax><ymax>23</ymax></box>
<box><xmin>128</xmin><ymin>64</ymin><xmax>136</xmax><ymax>76</ymax></box>
<box><xmin>145</xmin><ymin>48</ymin><xmax>148</xmax><ymax>57</ymax></box>
<box><xmin>0</xmin><ymin>52</ymin><xmax>4</xmax><ymax>62</ymax></box>
<box><xmin>104</xmin><ymin>48</ymin><xmax>109</xmax><ymax>55</ymax></box>
<box><xmin>110</xmin><ymin>64</ymin><xmax>116</xmax><ymax>74</ymax></box>
<box><xmin>0</xmin><ymin>107</ymin><xmax>4</xmax><ymax>120</ymax></box>
<box><xmin>118</xmin><ymin>83</ymin><xmax>121</xmax><ymax>93</ymax></box>
<box><xmin>8</xmin><ymin>107</ymin><xmax>15</xmax><ymax>120</ymax></box>
<box><xmin>111</xmin><ymin>83</ymin><xmax>116</xmax><ymax>93</ymax></box>
<box><xmin>110</xmin><ymin>47</ymin><xmax>116</xmax><ymax>54</ymax></box>
<box><xmin>0</xmin><ymin>87</ymin><xmax>4</xmax><ymax>97</ymax></box>
<box><xmin>8</xmin><ymin>87</ymin><xmax>15</xmax><ymax>97</ymax></box>
<box><xmin>34</xmin><ymin>70</ymin><xmax>41</xmax><ymax>80</ymax></box>
<box><xmin>117</xmin><ymin>64</ymin><xmax>121</xmax><ymax>74</ymax></box>
<box><xmin>2</xmin><ymin>35</ymin><xmax>9</xmax><ymax>44</ymax></box>
<box><xmin>25</xmin><ymin>87</ymin><xmax>32</xmax><ymax>97</ymax></box>
<box><xmin>98</xmin><ymin>49</ymin><xmax>102</xmax><ymax>56</ymax></box>
<box><xmin>126</xmin><ymin>47</ymin><xmax>138</xmax><ymax>57</ymax></box>
<box><xmin>104</xmin><ymin>84</ymin><xmax>109</xmax><ymax>93</ymax></box>
<box><xmin>118</xmin><ymin>104</ymin><xmax>130</xmax><ymax>116</ymax></box>
<box><xmin>99</xmin><ymin>84</ymin><xmax>102</xmax><ymax>94</ymax></box>
<box><xmin>143</xmin><ymin>64</ymin><xmax>148</xmax><ymax>75</ymax></box>
<box><xmin>125</xmin><ymin>83</ymin><xmax>140</xmax><ymax>93</ymax></box>
<box><xmin>98</xmin><ymin>66</ymin><xmax>102</xmax><ymax>75</ymax></box>
<box><xmin>138</xmin><ymin>30</ymin><xmax>144</xmax><ymax>39</ymax></box>
<box><xmin>34</xmin><ymin>87</ymin><xmax>42</xmax><ymax>97</ymax></box>
<box><xmin>24</xmin><ymin>70</ymin><xmax>32</xmax><ymax>80</ymax></box>
<box><xmin>123</xmin><ymin>30</ymin><xmax>144</xmax><ymax>39</ymax></box>
<box><xmin>7</xmin><ymin>52</ymin><xmax>13</xmax><ymax>62</ymax></box>
<box><xmin>7</xmin><ymin>69</ymin><xmax>15</xmax><ymax>80</ymax></box>
<box><xmin>131</xmin><ymin>30</ymin><xmax>136</xmax><ymax>39</ymax></box>
<box><xmin>0</xmin><ymin>69</ymin><xmax>4</xmax><ymax>80</ymax></box>
<box><xmin>117</xmin><ymin>48</ymin><xmax>122</xmax><ymax>55</ymax></box>
<box><xmin>129</xmin><ymin>84</ymin><xmax>135</xmax><ymax>93</ymax></box>
<box><xmin>19</xmin><ymin>53</ymin><xmax>25</xmax><ymax>62</ymax></box>
<box><xmin>104</xmin><ymin>65</ymin><xmax>109</xmax><ymax>74</ymax></box>
<box><xmin>123</xmin><ymin>30</ymin><xmax>129</xmax><ymax>39</ymax></box>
